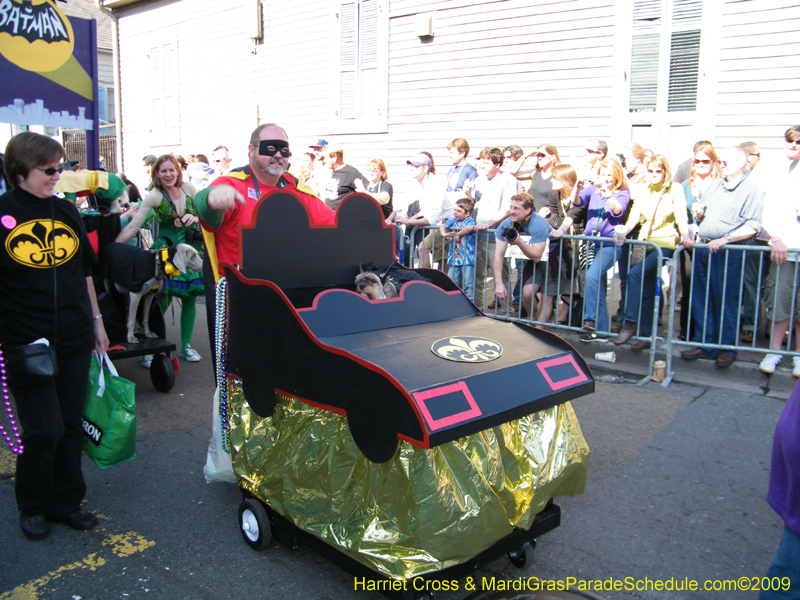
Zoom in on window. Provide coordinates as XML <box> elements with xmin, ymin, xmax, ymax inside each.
<box><xmin>628</xmin><ymin>0</ymin><xmax>703</xmax><ymax>114</ymax></box>
<box><xmin>332</xmin><ymin>0</ymin><xmax>387</xmax><ymax>133</ymax></box>
<box><xmin>149</xmin><ymin>33</ymin><xmax>180</xmax><ymax>146</ymax></box>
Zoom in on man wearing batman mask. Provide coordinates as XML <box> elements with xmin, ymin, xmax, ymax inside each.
<box><xmin>194</xmin><ymin>123</ymin><xmax>337</xmax><ymax>399</ymax></box>
<box><xmin>194</xmin><ymin>123</ymin><xmax>335</xmax><ymax>281</ymax></box>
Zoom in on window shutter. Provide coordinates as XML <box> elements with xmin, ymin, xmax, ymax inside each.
<box><xmin>339</xmin><ymin>2</ymin><xmax>357</xmax><ymax>120</ymax></box>
<box><xmin>150</xmin><ymin>46</ymin><xmax>164</xmax><ymax>138</ymax></box>
<box><xmin>359</xmin><ymin>0</ymin><xmax>379</xmax><ymax>120</ymax></box>
<box><xmin>667</xmin><ymin>29</ymin><xmax>701</xmax><ymax>112</ymax></box>
<box><xmin>162</xmin><ymin>43</ymin><xmax>179</xmax><ymax>141</ymax></box>
<box><xmin>630</xmin><ymin>34</ymin><xmax>660</xmax><ymax>112</ymax></box>
<box><xmin>633</xmin><ymin>0</ymin><xmax>661</xmax><ymax>30</ymax></box>
<box><xmin>672</xmin><ymin>0</ymin><xmax>703</xmax><ymax>24</ymax></box>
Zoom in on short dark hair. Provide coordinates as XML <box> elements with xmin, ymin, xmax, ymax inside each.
<box><xmin>478</xmin><ymin>147</ymin><xmax>504</xmax><ymax>167</ymax></box>
<box><xmin>785</xmin><ymin>126</ymin><xmax>800</xmax><ymax>143</ymax></box>
<box><xmin>142</xmin><ymin>154</ymin><xmax>157</xmax><ymax>167</ymax></box>
<box><xmin>456</xmin><ymin>197</ymin><xmax>475</xmax><ymax>214</ymax></box>
<box><xmin>447</xmin><ymin>138</ymin><xmax>470</xmax><ymax>156</ymax></box>
<box><xmin>503</xmin><ymin>145</ymin><xmax>524</xmax><ymax>161</ymax></box>
<box><xmin>588</xmin><ymin>139</ymin><xmax>608</xmax><ymax>158</ymax></box>
<box><xmin>510</xmin><ymin>192</ymin><xmax>534</xmax><ymax>211</ymax></box>
<box><xmin>4</xmin><ymin>131</ymin><xmax>65</xmax><ymax>187</ymax></box>
<box><xmin>195</xmin><ymin>154</ymin><xmax>210</xmax><ymax>164</ymax></box>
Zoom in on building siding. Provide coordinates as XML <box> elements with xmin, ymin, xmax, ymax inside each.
<box><xmin>111</xmin><ymin>0</ymin><xmax>799</xmax><ymax>197</ymax></box>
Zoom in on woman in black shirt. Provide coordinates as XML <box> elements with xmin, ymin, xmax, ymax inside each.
<box><xmin>0</xmin><ymin>132</ymin><xmax>108</xmax><ymax>540</ymax></box>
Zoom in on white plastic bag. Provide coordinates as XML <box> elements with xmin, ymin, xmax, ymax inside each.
<box><xmin>203</xmin><ymin>384</ymin><xmax>236</xmax><ymax>483</ymax></box>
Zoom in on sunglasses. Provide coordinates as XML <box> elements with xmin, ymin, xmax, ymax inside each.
<box><xmin>35</xmin><ymin>166</ymin><xmax>64</xmax><ymax>176</ymax></box>
<box><xmin>534</xmin><ymin>153</ymin><xmax>546</xmax><ymax>158</ymax></box>
<box><xmin>647</xmin><ymin>169</ymin><xmax>664</xmax><ymax>174</ymax></box>
<box><xmin>693</xmin><ymin>158</ymin><xmax>713</xmax><ymax>165</ymax></box>
<box><xmin>787</xmin><ymin>140</ymin><xmax>800</xmax><ymax>147</ymax></box>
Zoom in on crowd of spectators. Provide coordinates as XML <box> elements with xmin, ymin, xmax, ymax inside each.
<box><xmin>299</xmin><ymin>128</ymin><xmax>797</xmax><ymax>375</ymax></box>
<box><xmin>128</xmin><ymin>126</ymin><xmax>800</xmax><ymax>374</ymax></box>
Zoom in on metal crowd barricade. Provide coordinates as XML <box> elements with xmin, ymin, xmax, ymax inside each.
<box><xmin>406</xmin><ymin>225</ymin><xmax>667</xmax><ymax>384</ymax></box>
<box><xmin>403</xmin><ymin>227</ymin><xmax>800</xmax><ymax>387</ymax></box>
<box><xmin>663</xmin><ymin>242</ymin><xmax>800</xmax><ymax>387</ymax></box>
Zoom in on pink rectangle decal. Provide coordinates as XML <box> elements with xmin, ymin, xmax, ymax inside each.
<box><xmin>537</xmin><ymin>355</ymin><xmax>588</xmax><ymax>391</ymax></box>
<box><xmin>412</xmin><ymin>381</ymin><xmax>482</xmax><ymax>431</ymax></box>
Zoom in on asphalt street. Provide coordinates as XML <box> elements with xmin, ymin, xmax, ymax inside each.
<box><xmin>0</xmin><ymin>301</ymin><xmax>788</xmax><ymax>600</ymax></box>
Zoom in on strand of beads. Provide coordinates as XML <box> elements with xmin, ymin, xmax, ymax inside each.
<box><xmin>215</xmin><ymin>278</ymin><xmax>230</xmax><ymax>453</ymax></box>
<box><xmin>0</xmin><ymin>344</ymin><xmax>24</xmax><ymax>455</ymax></box>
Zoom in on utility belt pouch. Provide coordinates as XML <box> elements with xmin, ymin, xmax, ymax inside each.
<box><xmin>4</xmin><ymin>342</ymin><xmax>58</xmax><ymax>387</ymax></box>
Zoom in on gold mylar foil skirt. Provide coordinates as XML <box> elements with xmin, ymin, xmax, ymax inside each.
<box><xmin>228</xmin><ymin>382</ymin><xmax>590</xmax><ymax>580</ymax></box>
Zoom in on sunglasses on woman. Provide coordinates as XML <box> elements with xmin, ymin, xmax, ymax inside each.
<box><xmin>693</xmin><ymin>159</ymin><xmax>713</xmax><ymax>165</ymax></box>
<box><xmin>35</xmin><ymin>166</ymin><xmax>64</xmax><ymax>176</ymax></box>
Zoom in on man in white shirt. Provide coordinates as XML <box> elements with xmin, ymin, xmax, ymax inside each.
<box><xmin>758</xmin><ymin>126</ymin><xmax>800</xmax><ymax>376</ymax></box>
<box><xmin>211</xmin><ymin>146</ymin><xmax>232</xmax><ymax>177</ymax></box>
<box><xmin>464</xmin><ymin>147</ymin><xmax>518</xmax><ymax>311</ymax></box>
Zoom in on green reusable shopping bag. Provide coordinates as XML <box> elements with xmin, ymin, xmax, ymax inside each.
<box><xmin>82</xmin><ymin>352</ymin><xmax>137</xmax><ymax>468</ymax></box>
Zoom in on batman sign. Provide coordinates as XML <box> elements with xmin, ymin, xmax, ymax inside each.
<box><xmin>5</xmin><ymin>218</ymin><xmax>78</xmax><ymax>267</ymax></box>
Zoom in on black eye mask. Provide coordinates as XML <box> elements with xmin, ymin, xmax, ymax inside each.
<box><xmin>259</xmin><ymin>139</ymin><xmax>292</xmax><ymax>158</ymax></box>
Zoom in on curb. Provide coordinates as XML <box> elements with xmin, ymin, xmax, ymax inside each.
<box><xmin>560</xmin><ymin>331</ymin><xmax>798</xmax><ymax>399</ymax></box>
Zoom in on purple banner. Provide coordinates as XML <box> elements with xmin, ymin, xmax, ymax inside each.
<box><xmin>0</xmin><ymin>0</ymin><xmax>98</xmax><ymax>131</ymax></box>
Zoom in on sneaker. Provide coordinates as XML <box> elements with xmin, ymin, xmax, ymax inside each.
<box><xmin>579</xmin><ymin>333</ymin><xmax>609</xmax><ymax>343</ymax></box>
<box><xmin>140</xmin><ymin>354</ymin><xmax>153</xmax><ymax>369</ymax></box>
<box><xmin>582</xmin><ymin>320</ymin><xmax>596</xmax><ymax>332</ymax></box>
<box><xmin>741</xmin><ymin>329</ymin><xmax>755</xmax><ymax>344</ymax></box>
<box><xmin>760</xmin><ymin>354</ymin><xmax>782</xmax><ymax>374</ymax></box>
<box><xmin>181</xmin><ymin>345</ymin><xmax>201</xmax><ymax>362</ymax></box>
<box><xmin>793</xmin><ymin>357</ymin><xmax>800</xmax><ymax>379</ymax></box>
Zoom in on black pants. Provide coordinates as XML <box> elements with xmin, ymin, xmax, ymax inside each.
<box><xmin>13</xmin><ymin>351</ymin><xmax>92</xmax><ymax>517</ymax></box>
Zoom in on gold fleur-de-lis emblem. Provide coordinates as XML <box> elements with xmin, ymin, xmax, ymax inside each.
<box><xmin>431</xmin><ymin>337</ymin><xmax>503</xmax><ymax>363</ymax></box>
<box><xmin>6</xmin><ymin>219</ymin><xmax>79</xmax><ymax>268</ymax></box>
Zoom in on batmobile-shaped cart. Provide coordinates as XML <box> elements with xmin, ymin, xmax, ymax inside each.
<box><xmin>219</xmin><ymin>190</ymin><xmax>594</xmax><ymax>599</ymax></box>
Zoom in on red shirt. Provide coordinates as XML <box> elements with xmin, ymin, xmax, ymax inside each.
<box><xmin>202</xmin><ymin>169</ymin><xmax>335</xmax><ymax>275</ymax></box>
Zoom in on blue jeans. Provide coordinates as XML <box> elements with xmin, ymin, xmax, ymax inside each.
<box><xmin>624</xmin><ymin>248</ymin><xmax>673</xmax><ymax>337</ymax></box>
<box><xmin>450</xmin><ymin>264</ymin><xmax>476</xmax><ymax>301</ymax></box>
<box><xmin>690</xmin><ymin>245</ymin><xmax>745</xmax><ymax>357</ymax></box>
<box><xmin>583</xmin><ymin>243</ymin><xmax>621</xmax><ymax>333</ymax></box>
<box><xmin>760</xmin><ymin>523</ymin><xmax>800</xmax><ymax>600</ymax></box>
<box><xmin>742</xmin><ymin>245</ymin><xmax>769</xmax><ymax>332</ymax></box>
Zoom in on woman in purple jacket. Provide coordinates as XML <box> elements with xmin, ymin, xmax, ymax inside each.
<box><xmin>574</xmin><ymin>159</ymin><xmax>631</xmax><ymax>338</ymax></box>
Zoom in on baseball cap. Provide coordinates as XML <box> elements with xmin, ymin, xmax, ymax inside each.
<box><xmin>406</xmin><ymin>153</ymin><xmax>432</xmax><ymax>168</ymax></box>
<box><xmin>309</xmin><ymin>138</ymin><xmax>328</xmax><ymax>149</ymax></box>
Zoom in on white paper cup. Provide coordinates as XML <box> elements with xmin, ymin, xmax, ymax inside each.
<box><xmin>595</xmin><ymin>351</ymin><xmax>616</xmax><ymax>363</ymax></box>
<box><xmin>652</xmin><ymin>360</ymin><xmax>667</xmax><ymax>382</ymax></box>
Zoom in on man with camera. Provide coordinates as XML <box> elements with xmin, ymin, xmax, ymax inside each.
<box><xmin>493</xmin><ymin>192</ymin><xmax>552</xmax><ymax>317</ymax></box>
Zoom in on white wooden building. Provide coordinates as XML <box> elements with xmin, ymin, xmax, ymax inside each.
<box><xmin>104</xmin><ymin>0</ymin><xmax>800</xmax><ymax>195</ymax></box>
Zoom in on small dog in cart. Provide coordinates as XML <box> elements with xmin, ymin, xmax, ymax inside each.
<box><xmin>103</xmin><ymin>243</ymin><xmax>203</xmax><ymax>343</ymax></box>
<box><xmin>355</xmin><ymin>265</ymin><xmax>398</xmax><ymax>300</ymax></box>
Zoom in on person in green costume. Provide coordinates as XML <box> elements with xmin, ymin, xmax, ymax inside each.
<box><xmin>115</xmin><ymin>155</ymin><xmax>204</xmax><ymax>364</ymax></box>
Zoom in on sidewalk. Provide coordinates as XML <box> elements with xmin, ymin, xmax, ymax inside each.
<box><xmin>559</xmin><ymin>328</ymin><xmax>798</xmax><ymax>400</ymax></box>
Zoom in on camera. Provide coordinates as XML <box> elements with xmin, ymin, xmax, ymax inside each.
<box><xmin>502</xmin><ymin>222</ymin><xmax>522</xmax><ymax>243</ymax></box>
<box><xmin>184</xmin><ymin>226</ymin><xmax>203</xmax><ymax>244</ymax></box>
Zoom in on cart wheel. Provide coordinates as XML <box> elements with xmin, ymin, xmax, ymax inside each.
<box><xmin>508</xmin><ymin>545</ymin><xmax>527</xmax><ymax>569</ymax></box>
<box><xmin>150</xmin><ymin>353</ymin><xmax>175</xmax><ymax>393</ymax></box>
<box><xmin>239</xmin><ymin>499</ymin><xmax>271</xmax><ymax>551</ymax></box>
